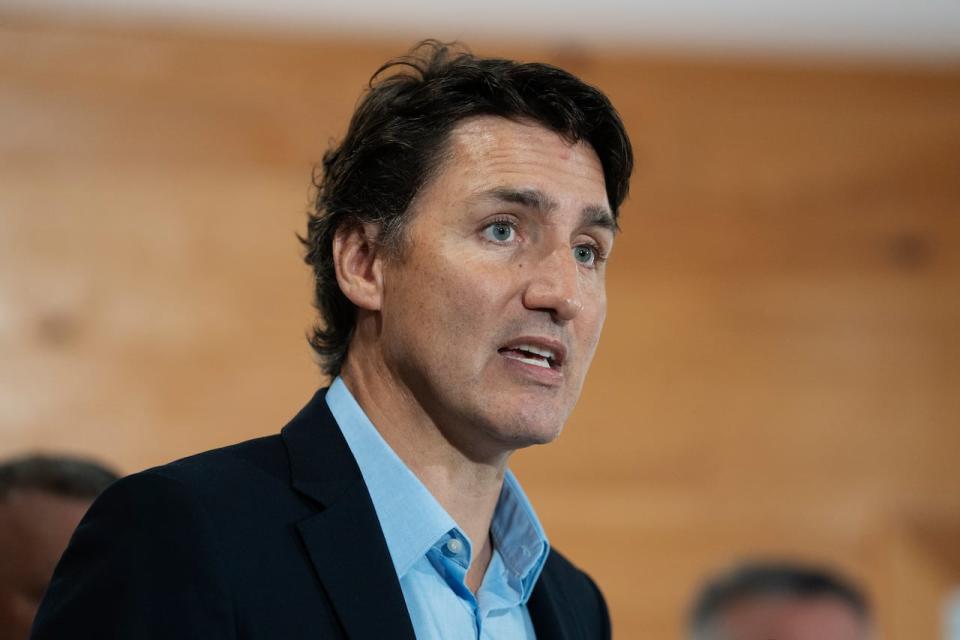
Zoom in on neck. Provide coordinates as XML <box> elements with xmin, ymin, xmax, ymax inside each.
<box><xmin>339</xmin><ymin>340</ymin><xmax>508</xmax><ymax>591</ymax></box>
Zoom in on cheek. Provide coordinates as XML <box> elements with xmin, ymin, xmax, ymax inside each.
<box><xmin>433</xmin><ymin>254</ymin><xmax>507</xmax><ymax>319</ymax></box>
<box><xmin>442</xmin><ymin>280</ymin><xmax>505</xmax><ymax>353</ymax></box>
<box><xmin>387</xmin><ymin>258</ymin><xmax>495</xmax><ymax>351</ymax></box>
<box><xmin>581</xmin><ymin>290</ymin><xmax>607</xmax><ymax>348</ymax></box>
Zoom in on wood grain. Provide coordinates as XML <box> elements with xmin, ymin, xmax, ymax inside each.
<box><xmin>2</xmin><ymin>15</ymin><xmax>958</xmax><ymax>639</ymax></box>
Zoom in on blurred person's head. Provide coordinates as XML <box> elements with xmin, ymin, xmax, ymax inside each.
<box><xmin>688</xmin><ymin>561</ymin><xmax>873</xmax><ymax>640</ymax></box>
<box><xmin>0</xmin><ymin>454</ymin><xmax>118</xmax><ymax>639</ymax></box>
<box><xmin>303</xmin><ymin>39</ymin><xmax>633</xmax><ymax>378</ymax></box>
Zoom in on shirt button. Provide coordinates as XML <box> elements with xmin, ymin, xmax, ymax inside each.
<box><xmin>445</xmin><ymin>538</ymin><xmax>463</xmax><ymax>556</ymax></box>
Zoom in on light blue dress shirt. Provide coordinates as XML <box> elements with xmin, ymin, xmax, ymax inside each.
<box><xmin>326</xmin><ymin>377</ymin><xmax>550</xmax><ymax>640</ymax></box>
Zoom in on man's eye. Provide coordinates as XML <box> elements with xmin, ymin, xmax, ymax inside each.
<box><xmin>483</xmin><ymin>222</ymin><xmax>515</xmax><ymax>243</ymax></box>
<box><xmin>573</xmin><ymin>245</ymin><xmax>598</xmax><ymax>266</ymax></box>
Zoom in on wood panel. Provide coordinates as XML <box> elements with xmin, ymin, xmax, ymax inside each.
<box><xmin>2</xmin><ymin>15</ymin><xmax>958</xmax><ymax>639</ymax></box>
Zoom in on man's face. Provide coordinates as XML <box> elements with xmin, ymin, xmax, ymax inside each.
<box><xmin>0</xmin><ymin>490</ymin><xmax>89</xmax><ymax>640</ymax></box>
<box><xmin>375</xmin><ymin>116</ymin><xmax>614</xmax><ymax>457</ymax></box>
<box><xmin>710</xmin><ymin>595</ymin><xmax>870</xmax><ymax>640</ymax></box>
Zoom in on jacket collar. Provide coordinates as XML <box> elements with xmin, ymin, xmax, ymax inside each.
<box><xmin>281</xmin><ymin>388</ymin><xmax>416</xmax><ymax>640</ymax></box>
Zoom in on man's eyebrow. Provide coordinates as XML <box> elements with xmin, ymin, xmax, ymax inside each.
<box><xmin>479</xmin><ymin>187</ymin><xmax>558</xmax><ymax>213</ymax></box>
<box><xmin>583</xmin><ymin>205</ymin><xmax>619</xmax><ymax>235</ymax></box>
<box><xmin>476</xmin><ymin>187</ymin><xmax>618</xmax><ymax>234</ymax></box>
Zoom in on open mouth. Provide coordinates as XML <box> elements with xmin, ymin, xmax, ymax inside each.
<box><xmin>498</xmin><ymin>342</ymin><xmax>562</xmax><ymax>370</ymax></box>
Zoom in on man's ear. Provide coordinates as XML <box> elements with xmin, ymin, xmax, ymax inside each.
<box><xmin>332</xmin><ymin>222</ymin><xmax>384</xmax><ymax>311</ymax></box>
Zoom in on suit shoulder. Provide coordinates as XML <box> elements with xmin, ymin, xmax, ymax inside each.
<box><xmin>33</xmin><ymin>455</ymin><xmax>240</xmax><ymax>638</ymax></box>
<box><xmin>74</xmin><ymin>433</ymin><xmax>289</xmax><ymax>544</ymax></box>
<box><xmin>92</xmin><ymin>433</ymin><xmax>303</xmax><ymax>534</ymax></box>
<box><xmin>143</xmin><ymin>433</ymin><xmax>289</xmax><ymax>494</ymax></box>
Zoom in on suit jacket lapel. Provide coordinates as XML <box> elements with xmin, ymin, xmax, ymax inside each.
<box><xmin>528</xmin><ymin>557</ymin><xmax>574</xmax><ymax>640</ymax></box>
<box><xmin>282</xmin><ymin>390</ymin><xmax>416</xmax><ymax>640</ymax></box>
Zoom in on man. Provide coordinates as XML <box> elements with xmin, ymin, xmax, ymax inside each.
<box><xmin>33</xmin><ymin>41</ymin><xmax>633</xmax><ymax>639</ymax></box>
<box><xmin>688</xmin><ymin>562</ymin><xmax>875</xmax><ymax>640</ymax></box>
<box><xmin>0</xmin><ymin>455</ymin><xmax>118</xmax><ymax>640</ymax></box>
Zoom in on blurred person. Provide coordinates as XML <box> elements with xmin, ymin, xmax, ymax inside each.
<box><xmin>32</xmin><ymin>40</ymin><xmax>633</xmax><ymax>639</ymax></box>
<box><xmin>688</xmin><ymin>561</ymin><xmax>874</xmax><ymax>640</ymax></box>
<box><xmin>0</xmin><ymin>455</ymin><xmax>117</xmax><ymax>640</ymax></box>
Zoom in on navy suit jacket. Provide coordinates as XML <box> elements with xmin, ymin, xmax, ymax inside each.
<box><xmin>32</xmin><ymin>389</ymin><xmax>611</xmax><ymax>639</ymax></box>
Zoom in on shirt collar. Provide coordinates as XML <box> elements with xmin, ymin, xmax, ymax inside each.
<box><xmin>492</xmin><ymin>471</ymin><xmax>549</xmax><ymax>593</ymax></box>
<box><xmin>325</xmin><ymin>377</ymin><xmax>549</xmax><ymax>596</ymax></box>
<box><xmin>326</xmin><ymin>377</ymin><xmax>453</xmax><ymax>577</ymax></box>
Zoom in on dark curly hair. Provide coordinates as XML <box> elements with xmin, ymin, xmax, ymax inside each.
<box><xmin>303</xmin><ymin>40</ymin><xmax>634</xmax><ymax>377</ymax></box>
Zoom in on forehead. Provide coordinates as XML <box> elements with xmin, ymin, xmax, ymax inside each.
<box><xmin>427</xmin><ymin>116</ymin><xmax>609</xmax><ymax>210</ymax></box>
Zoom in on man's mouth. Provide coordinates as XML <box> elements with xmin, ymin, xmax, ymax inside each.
<box><xmin>497</xmin><ymin>340</ymin><xmax>565</xmax><ymax>370</ymax></box>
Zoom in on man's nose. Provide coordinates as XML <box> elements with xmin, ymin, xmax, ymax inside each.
<box><xmin>521</xmin><ymin>245</ymin><xmax>583</xmax><ymax>322</ymax></box>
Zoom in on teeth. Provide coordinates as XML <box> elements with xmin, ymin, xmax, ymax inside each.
<box><xmin>504</xmin><ymin>352</ymin><xmax>552</xmax><ymax>368</ymax></box>
<box><xmin>515</xmin><ymin>344</ymin><xmax>555</xmax><ymax>360</ymax></box>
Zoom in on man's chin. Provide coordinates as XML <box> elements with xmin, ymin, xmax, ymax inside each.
<box><xmin>506</xmin><ymin>431</ymin><xmax>563</xmax><ymax>451</ymax></box>
<box><xmin>493</xmin><ymin>415</ymin><xmax>567</xmax><ymax>450</ymax></box>
<box><xmin>438</xmin><ymin>396</ymin><xmax>572</xmax><ymax>458</ymax></box>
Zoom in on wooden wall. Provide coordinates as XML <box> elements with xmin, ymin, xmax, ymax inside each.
<box><xmin>2</xmin><ymin>15</ymin><xmax>958</xmax><ymax>639</ymax></box>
